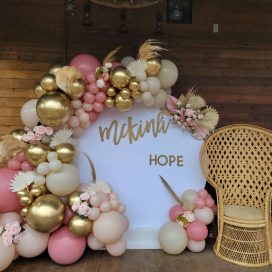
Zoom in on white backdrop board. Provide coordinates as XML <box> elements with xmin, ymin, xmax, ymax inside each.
<box><xmin>77</xmin><ymin>104</ymin><xmax>205</xmax><ymax>249</ymax></box>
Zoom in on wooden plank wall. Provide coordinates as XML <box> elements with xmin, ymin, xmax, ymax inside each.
<box><xmin>0</xmin><ymin>0</ymin><xmax>271</xmax><ymax>135</ymax></box>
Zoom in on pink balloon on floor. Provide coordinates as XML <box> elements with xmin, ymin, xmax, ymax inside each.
<box><xmin>48</xmin><ymin>226</ymin><xmax>86</xmax><ymax>265</ymax></box>
<box><xmin>205</xmin><ymin>197</ymin><xmax>215</xmax><ymax>208</ymax></box>
<box><xmin>106</xmin><ymin>238</ymin><xmax>127</xmax><ymax>256</ymax></box>
<box><xmin>169</xmin><ymin>204</ymin><xmax>184</xmax><ymax>221</ymax></box>
<box><xmin>186</xmin><ymin>220</ymin><xmax>208</xmax><ymax>241</ymax></box>
<box><xmin>0</xmin><ymin>168</ymin><xmax>21</xmax><ymax>212</ymax></box>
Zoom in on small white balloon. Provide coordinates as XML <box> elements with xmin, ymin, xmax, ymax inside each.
<box><xmin>194</xmin><ymin>207</ymin><xmax>214</xmax><ymax>225</ymax></box>
<box><xmin>47</xmin><ymin>152</ymin><xmax>58</xmax><ymax>162</ymax></box>
<box><xmin>142</xmin><ymin>92</ymin><xmax>155</xmax><ymax>107</ymax></box>
<box><xmin>140</xmin><ymin>81</ymin><xmax>149</xmax><ymax>92</ymax></box>
<box><xmin>34</xmin><ymin>175</ymin><xmax>46</xmax><ymax>186</ymax></box>
<box><xmin>0</xmin><ymin>237</ymin><xmax>15</xmax><ymax>271</ymax></box>
<box><xmin>135</xmin><ymin>71</ymin><xmax>147</xmax><ymax>82</ymax></box>
<box><xmin>146</xmin><ymin>77</ymin><xmax>161</xmax><ymax>95</ymax></box>
<box><xmin>181</xmin><ymin>189</ymin><xmax>198</xmax><ymax>210</ymax></box>
<box><xmin>0</xmin><ymin>212</ymin><xmax>22</xmax><ymax>225</ymax></box>
<box><xmin>153</xmin><ymin>90</ymin><xmax>168</xmax><ymax>108</ymax></box>
<box><xmin>187</xmin><ymin>240</ymin><xmax>206</xmax><ymax>253</ymax></box>
<box><xmin>48</xmin><ymin>159</ymin><xmax>62</xmax><ymax>172</ymax></box>
<box><xmin>121</xmin><ymin>56</ymin><xmax>135</xmax><ymax>67</ymax></box>
<box><xmin>41</xmin><ymin>135</ymin><xmax>51</xmax><ymax>145</ymax></box>
<box><xmin>37</xmin><ymin>162</ymin><xmax>50</xmax><ymax>176</ymax></box>
<box><xmin>158</xmin><ymin>59</ymin><xmax>178</xmax><ymax>89</ymax></box>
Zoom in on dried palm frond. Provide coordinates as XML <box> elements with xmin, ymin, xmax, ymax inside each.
<box><xmin>0</xmin><ymin>135</ymin><xmax>27</xmax><ymax>164</ymax></box>
<box><xmin>10</xmin><ymin>171</ymin><xmax>35</xmax><ymax>192</ymax></box>
<box><xmin>103</xmin><ymin>46</ymin><xmax>121</xmax><ymax>66</ymax></box>
<box><xmin>138</xmin><ymin>39</ymin><xmax>167</xmax><ymax>60</ymax></box>
<box><xmin>198</xmin><ymin>107</ymin><xmax>219</xmax><ymax>132</ymax></box>
<box><xmin>55</xmin><ymin>66</ymin><xmax>82</xmax><ymax>91</ymax></box>
<box><xmin>50</xmin><ymin>129</ymin><xmax>73</xmax><ymax>147</ymax></box>
<box><xmin>127</xmin><ymin>59</ymin><xmax>148</xmax><ymax>81</ymax></box>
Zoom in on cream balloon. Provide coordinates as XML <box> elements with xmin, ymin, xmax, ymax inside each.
<box><xmin>0</xmin><ymin>237</ymin><xmax>15</xmax><ymax>271</ymax></box>
<box><xmin>106</xmin><ymin>238</ymin><xmax>127</xmax><ymax>256</ymax></box>
<box><xmin>153</xmin><ymin>90</ymin><xmax>168</xmax><ymax>108</ymax></box>
<box><xmin>46</xmin><ymin>164</ymin><xmax>80</xmax><ymax>196</ymax></box>
<box><xmin>20</xmin><ymin>99</ymin><xmax>40</xmax><ymax>128</ymax></box>
<box><xmin>194</xmin><ymin>207</ymin><xmax>214</xmax><ymax>225</ymax></box>
<box><xmin>87</xmin><ymin>233</ymin><xmax>104</xmax><ymax>250</ymax></box>
<box><xmin>121</xmin><ymin>56</ymin><xmax>135</xmax><ymax>67</ymax></box>
<box><xmin>187</xmin><ymin>239</ymin><xmax>206</xmax><ymax>252</ymax></box>
<box><xmin>181</xmin><ymin>189</ymin><xmax>198</xmax><ymax>210</ymax></box>
<box><xmin>158</xmin><ymin>59</ymin><xmax>178</xmax><ymax>89</ymax></box>
<box><xmin>146</xmin><ymin>77</ymin><xmax>161</xmax><ymax>95</ymax></box>
<box><xmin>158</xmin><ymin>222</ymin><xmax>188</xmax><ymax>255</ymax></box>
<box><xmin>16</xmin><ymin>224</ymin><xmax>49</xmax><ymax>258</ymax></box>
<box><xmin>0</xmin><ymin>212</ymin><xmax>22</xmax><ymax>226</ymax></box>
<box><xmin>142</xmin><ymin>92</ymin><xmax>155</xmax><ymax>107</ymax></box>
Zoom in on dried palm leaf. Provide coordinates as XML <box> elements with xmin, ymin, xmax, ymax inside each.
<box><xmin>138</xmin><ymin>39</ymin><xmax>167</xmax><ymax>60</ymax></box>
<box><xmin>103</xmin><ymin>46</ymin><xmax>121</xmax><ymax>66</ymax></box>
<box><xmin>188</xmin><ymin>94</ymin><xmax>206</xmax><ymax>109</ymax></box>
<box><xmin>198</xmin><ymin>107</ymin><xmax>219</xmax><ymax>131</ymax></box>
<box><xmin>55</xmin><ymin>66</ymin><xmax>82</xmax><ymax>91</ymax></box>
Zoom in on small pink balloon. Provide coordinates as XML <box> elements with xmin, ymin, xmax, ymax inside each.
<box><xmin>93</xmin><ymin>102</ymin><xmax>104</xmax><ymax>113</ymax></box>
<box><xmin>48</xmin><ymin>226</ymin><xmax>86</xmax><ymax>265</ymax></box>
<box><xmin>79</xmin><ymin>112</ymin><xmax>89</xmax><ymax>123</ymax></box>
<box><xmin>82</xmin><ymin>103</ymin><xmax>93</xmax><ymax>112</ymax></box>
<box><xmin>87</xmin><ymin>83</ymin><xmax>99</xmax><ymax>94</ymax></box>
<box><xmin>86</xmin><ymin>72</ymin><xmax>96</xmax><ymax>84</ymax></box>
<box><xmin>106</xmin><ymin>238</ymin><xmax>127</xmax><ymax>256</ymax></box>
<box><xmin>8</xmin><ymin>159</ymin><xmax>21</xmax><ymax>170</ymax></box>
<box><xmin>194</xmin><ymin>198</ymin><xmax>206</xmax><ymax>209</ymax></box>
<box><xmin>95</xmin><ymin>92</ymin><xmax>106</xmax><ymax>103</ymax></box>
<box><xmin>100</xmin><ymin>200</ymin><xmax>112</xmax><ymax>213</ymax></box>
<box><xmin>89</xmin><ymin>111</ymin><xmax>99</xmax><ymax>123</ymax></box>
<box><xmin>16</xmin><ymin>151</ymin><xmax>26</xmax><ymax>162</ymax></box>
<box><xmin>100</xmin><ymin>82</ymin><xmax>110</xmax><ymax>92</ymax></box>
<box><xmin>68</xmin><ymin>116</ymin><xmax>80</xmax><ymax>128</ymax></box>
<box><xmin>89</xmin><ymin>194</ymin><xmax>103</xmax><ymax>208</ymax></box>
<box><xmin>64</xmin><ymin>206</ymin><xmax>74</xmax><ymax>225</ymax></box>
<box><xmin>83</xmin><ymin>92</ymin><xmax>95</xmax><ymax>104</ymax></box>
<box><xmin>197</xmin><ymin>189</ymin><xmax>209</xmax><ymax>199</ymax></box>
<box><xmin>0</xmin><ymin>168</ymin><xmax>21</xmax><ymax>212</ymax></box>
<box><xmin>186</xmin><ymin>220</ymin><xmax>208</xmax><ymax>241</ymax></box>
<box><xmin>169</xmin><ymin>204</ymin><xmax>184</xmax><ymax>221</ymax></box>
<box><xmin>87</xmin><ymin>234</ymin><xmax>104</xmax><ymax>250</ymax></box>
<box><xmin>205</xmin><ymin>198</ymin><xmax>215</xmax><ymax>208</ymax></box>
<box><xmin>21</xmin><ymin>161</ymin><xmax>34</xmax><ymax>172</ymax></box>
<box><xmin>71</xmin><ymin>99</ymin><xmax>82</xmax><ymax>109</ymax></box>
<box><xmin>95</xmin><ymin>192</ymin><xmax>108</xmax><ymax>201</ymax></box>
<box><xmin>73</xmin><ymin>126</ymin><xmax>85</xmax><ymax>138</ymax></box>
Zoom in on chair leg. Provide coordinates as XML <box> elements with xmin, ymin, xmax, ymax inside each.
<box><xmin>214</xmin><ymin>219</ymin><xmax>224</xmax><ymax>254</ymax></box>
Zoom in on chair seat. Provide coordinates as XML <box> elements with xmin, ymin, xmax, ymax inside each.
<box><xmin>224</xmin><ymin>205</ymin><xmax>265</xmax><ymax>221</ymax></box>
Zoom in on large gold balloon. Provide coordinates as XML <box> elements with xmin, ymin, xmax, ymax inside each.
<box><xmin>110</xmin><ymin>67</ymin><xmax>131</xmax><ymax>89</ymax></box>
<box><xmin>105</xmin><ymin>97</ymin><xmax>114</xmax><ymax>108</ymax></box>
<box><xmin>56</xmin><ymin>143</ymin><xmax>75</xmax><ymax>163</ymax></box>
<box><xmin>36</xmin><ymin>92</ymin><xmax>71</xmax><ymax>127</ymax></box>
<box><xmin>114</xmin><ymin>94</ymin><xmax>133</xmax><ymax>112</ymax></box>
<box><xmin>68</xmin><ymin>215</ymin><xmax>92</xmax><ymax>237</ymax></box>
<box><xmin>129</xmin><ymin>79</ymin><xmax>140</xmax><ymax>92</ymax></box>
<box><xmin>9</xmin><ymin>129</ymin><xmax>25</xmax><ymax>141</ymax></box>
<box><xmin>26</xmin><ymin>194</ymin><xmax>65</xmax><ymax>233</ymax></box>
<box><xmin>65</xmin><ymin>79</ymin><xmax>85</xmax><ymax>99</ymax></box>
<box><xmin>146</xmin><ymin>58</ymin><xmax>162</xmax><ymax>76</ymax></box>
<box><xmin>40</xmin><ymin>74</ymin><xmax>58</xmax><ymax>92</ymax></box>
<box><xmin>25</xmin><ymin>144</ymin><xmax>50</xmax><ymax>166</ymax></box>
<box><xmin>48</xmin><ymin>63</ymin><xmax>63</xmax><ymax>75</ymax></box>
<box><xmin>68</xmin><ymin>191</ymin><xmax>82</xmax><ymax>207</ymax></box>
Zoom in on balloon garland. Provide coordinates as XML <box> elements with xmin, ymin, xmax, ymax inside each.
<box><xmin>0</xmin><ymin>39</ymin><xmax>219</xmax><ymax>271</ymax></box>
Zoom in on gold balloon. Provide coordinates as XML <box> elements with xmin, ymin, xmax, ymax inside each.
<box><xmin>120</xmin><ymin>88</ymin><xmax>131</xmax><ymax>99</ymax></box>
<box><xmin>20</xmin><ymin>207</ymin><xmax>28</xmax><ymax>217</ymax></box>
<box><xmin>68</xmin><ymin>215</ymin><xmax>92</xmax><ymax>237</ymax></box>
<box><xmin>40</xmin><ymin>184</ymin><xmax>49</xmax><ymax>194</ymax></box>
<box><xmin>26</xmin><ymin>194</ymin><xmax>65</xmax><ymax>233</ymax></box>
<box><xmin>105</xmin><ymin>97</ymin><xmax>114</xmax><ymax>107</ymax></box>
<box><xmin>34</xmin><ymin>84</ymin><xmax>46</xmax><ymax>98</ymax></box>
<box><xmin>66</xmin><ymin>79</ymin><xmax>85</xmax><ymax>99</ymax></box>
<box><xmin>17</xmin><ymin>190</ymin><xmax>29</xmax><ymax>198</ymax></box>
<box><xmin>106</xmin><ymin>87</ymin><xmax>117</xmax><ymax>97</ymax></box>
<box><xmin>131</xmin><ymin>90</ymin><xmax>141</xmax><ymax>98</ymax></box>
<box><xmin>36</xmin><ymin>92</ymin><xmax>71</xmax><ymax>127</ymax></box>
<box><xmin>110</xmin><ymin>67</ymin><xmax>131</xmax><ymax>89</ymax></box>
<box><xmin>114</xmin><ymin>94</ymin><xmax>133</xmax><ymax>112</ymax></box>
<box><xmin>56</xmin><ymin>143</ymin><xmax>75</xmax><ymax>163</ymax></box>
<box><xmin>129</xmin><ymin>79</ymin><xmax>140</xmax><ymax>92</ymax></box>
<box><xmin>9</xmin><ymin>129</ymin><xmax>25</xmax><ymax>141</ymax></box>
<box><xmin>30</xmin><ymin>187</ymin><xmax>42</xmax><ymax>198</ymax></box>
<box><xmin>40</xmin><ymin>73</ymin><xmax>58</xmax><ymax>92</ymax></box>
<box><xmin>146</xmin><ymin>58</ymin><xmax>162</xmax><ymax>76</ymax></box>
<box><xmin>25</xmin><ymin>144</ymin><xmax>50</xmax><ymax>166</ymax></box>
<box><xmin>48</xmin><ymin>63</ymin><xmax>63</xmax><ymax>75</ymax></box>
<box><xmin>19</xmin><ymin>195</ymin><xmax>33</xmax><ymax>206</ymax></box>
<box><xmin>68</xmin><ymin>191</ymin><xmax>82</xmax><ymax>207</ymax></box>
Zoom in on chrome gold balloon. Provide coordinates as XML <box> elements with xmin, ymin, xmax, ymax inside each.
<box><xmin>40</xmin><ymin>73</ymin><xmax>58</xmax><ymax>92</ymax></box>
<box><xmin>48</xmin><ymin>63</ymin><xmax>63</xmax><ymax>75</ymax></box>
<box><xmin>34</xmin><ymin>84</ymin><xmax>46</xmax><ymax>98</ymax></box>
<box><xmin>66</xmin><ymin>79</ymin><xmax>85</xmax><ymax>99</ymax></box>
<box><xmin>114</xmin><ymin>94</ymin><xmax>133</xmax><ymax>112</ymax></box>
<box><xmin>68</xmin><ymin>215</ymin><xmax>92</xmax><ymax>237</ymax></box>
<box><xmin>36</xmin><ymin>92</ymin><xmax>71</xmax><ymax>127</ymax></box>
<box><xmin>131</xmin><ymin>90</ymin><xmax>141</xmax><ymax>98</ymax></box>
<box><xmin>17</xmin><ymin>190</ymin><xmax>29</xmax><ymax>198</ymax></box>
<box><xmin>106</xmin><ymin>87</ymin><xmax>117</xmax><ymax>97</ymax></box>
<box><xmin>25</xmin><ymin>144</ymin><xmax>50</xmax><ymax>166</ymax></box>
<box><xmin>129</xmin><ymin>79</ymin><xmax>140</xmax><ymax>92</ymax></box>
<box><xmin>68</xmin><ymin>191</ymin><xmax>82</xmax><ymax>207</ymax></box>
<box><xmin>19</xmin><ymin>195</ymin><xmax>33</xmax><ymax>207</ymax></box>
<box><xmin>26</xmin><ymin>194</ymin><xmax>65</xmax><ymax>233</ymax></box>
<box><xmin>9</xmin><ymin>129</ymin><xmax>25</xmax><ymax>141</ymax></box>
<box><xmin>105</xmin><ymin>97</ymin><xmax>114</xmax><ymax>107</ymax></box>
<box><xmin>20</xmin><ymin>207</ymin><xmax>28</xmax><ymax>217</ymax></box>
<box><xmin>30</xmin><ymin>186</ymin><xmax>42</xmax><ymax>198</ymax></box>
<box><xmin>146</xmin><ymin>58</ymin><xmax>162</xmax><ymax>76</ymax></box>
<box><xmin>110</xmin><ymin>67</ymin><xmax>131</xmax><ymax>89</ymax></box>
<box><xmin>56</xmin><ymin>143</ymin><xmax>75</xmax><ymax>163</ymax></box>
<box><xmin>120</xmin><ymin>88</ymin><xmax>131</xmax><ymax>99</ymax></box>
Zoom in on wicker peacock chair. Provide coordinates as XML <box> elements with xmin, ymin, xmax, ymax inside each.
<box><xmin>200</xmin><ymin>124</ymin><xmax>272</xmax><ymax>267</ymax></box>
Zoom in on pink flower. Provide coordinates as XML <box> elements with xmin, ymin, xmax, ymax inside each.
<box><xmin>3</xmin><ymin>235</ymin><xmax>13</xmax><ymax>247</ymax></box>
<box><xmin>80</xmin><ymin>192</ymin><xmax>90</xmax><ymax>201</ymax></box>
<box><xmin>185</xmin><ymin>109</ymin><xmax>194</xmax><ymax>117</ymax></box>
<box><xmin>101</xmin><ymin>73</ymin><xmax>109</xmax><ymax>81</ymax></box>
<box><xmin>166</xmin><ymin>96</ymin><xmax>178</xmax><ymax>113</ymax></box>
<box><xmin>71</xmin><ymin>201</ymin><xmax>81</xmax><ymax>212</ymax></box>
<box><xmin>180</xmin><ymin>111</ymin><xmax>185</xmax><ymax>121</ymax></box>
<box><xmin>9</xmin><ymin>221</ymin><xmax>21</xmax><ymax>235</ymax></box>
<box><xmin>45</xmin><ymin>127</ymin><xmax>53</xmax><ymax>135</ymax></box>
<box><xmin>13</xmin><ymin>233</ymin><xmax>22</xmax><ymax>244</ymax></box>
<box><xmin>33</xmin><ymin>125</ymin><xmax>46</xmax><ymax>135</ymax></box>
<box><xmin>78</xmin><ymin>203</ymin><xmax>91</xmax><ymax>217</ymax></box>
<box><xmin>24</xmin><ymin>131</ymin><xmax>35</xmax><ymax>142</ymax></box>
<box><xmin>34</xmin><ymin>133</ymin><xmax>43</xmax><ymax>141</ymax></box>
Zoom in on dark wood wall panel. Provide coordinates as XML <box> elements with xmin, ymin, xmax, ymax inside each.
<box><xmin>0</xmin><ymin>0</ymin><xmax>271</xmax><ymax>134</ymax></box>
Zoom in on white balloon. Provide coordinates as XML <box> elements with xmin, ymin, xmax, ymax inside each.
<box><xmin>0</xmin><ymin>237</ymin><xmax>15</xmax><ymax>271</ymax></box>
<box><xmin>46</xmin><ymin>164</ymin><xmax>80</xmax><ymax>196</ymax></box>
<box><xmin>142</xmin><ymin>92</ymin><xmax>154</xmax><ymax>107</ymax></box>
<box><xmin>158</xmin><ymin>222</ymin><xmax>188</xmax><ymax>255</ymax></box>
<box><xmin>0</xmin><ymin>212</ymin><xmax>22</xmax><ymax>226</ymax></box>
<box><xmin>153</xmin><ymin>90</ymin><xmax>168</xmax><ymax>108</ymax></box>
<box><xmin>48</xmin><ymin>159</ymin><xmax>62</xmax><ymax>172</ymax></box>
<box><xmin>20</xmin><ymin>99</ymin><xmax>40</xmax><ymax>129</ymax></box>
<box><xmin>181</xmin><ymin>189</ymin><xmax>198</xmax><ymax>210</ymax></box>
<box><xmin>194</xmin><ymin>207</ymin><xmax>214</xmax><ymax>225</ymax></box>
<box><xmin>37</xmin><ymin>162</ymin><xmax>50</xmax><ymax>176</ymax></box>
<box><xmin>47</xmin><ymin>152</ymin><xmax>58</xmax><ymax>162</ymax></box>
<box><xmin>87</xmin><ymin>233</ymin><xmax>104</xmax><ymax>250</ymax></box>
<box><xmin>158</xmin><ymin>60</ymin><xmax>178</xmax><ymax>89</ymax></box>
<box><xmin>187</xmin><ymin>239</ymin><xmax>206</xmax><ymax>252</ymax></box>
<box><xmin>165</xmin><ymin>88</ymin><xmax>172</xmax><ymax>95</ymax></box>
<box><xmin>146</xmin><ymin>77</ymin><xmax>161</xmax><ymax>95</ymax></box>
<box><xmin>121</xmin><ymin>56</ymin><xmax>135</xmax><ymax>67</ymax></box>
<box><xmin>34</xmin><ymin>175</ymin><xmax>46</xmax><ymax>186</ymax></box>
<box><xmin>140</xmin><ymin>81</ymin><xmax>149</xmax><ymax>92</ymax></box>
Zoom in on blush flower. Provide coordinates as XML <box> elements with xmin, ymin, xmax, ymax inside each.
<box><xmin>9</xmin><ymin>221</ymin><xmax>21</xmax><ymax>235</ymax></box>
<box><xmin>80</xmin><ymin>192</ymin><xmax>90</xmax><ymax>201</ymax></box>
<box><xmin>45</xmin><ymin>127</ymin><xmax>54</xmax><ymax>135</ymax></box>
<box><xmin>33</xmin><ymin>125</ymin><xmax>46</xmax><ymax>135</ymax></box>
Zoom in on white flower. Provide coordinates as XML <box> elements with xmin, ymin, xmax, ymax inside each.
<box><xmin>104</xmin><ymin>62</ymin><xmax>112</xmax><ymax>69</ymax></box>
<box><xmin>10</xmin><ymin>171</ymin><xmax>35</xmax><ymax>192</ymax></box>
<box><xmin>50</xmin><ymin>129</ymin><xmax>73</xmax><ymax>147</ymax></box>
<box><xmin>96</xmin><ymin>79</ymin><xmax>105</xmax><ymax>89</ymax></box>
<box><xmin>127</xmin><ymin>59</ymin><xmax>148</xmax><ymax>82</ymax></box>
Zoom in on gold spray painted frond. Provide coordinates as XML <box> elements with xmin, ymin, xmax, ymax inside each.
<box><xmin>138</xmin><ymin>39</ymin><xmax>167</xmax><ymax>60</ymax></box>
<box><xmin>103</xmin><ymin>46</ymin><xmax>121</xmax><ymax>66</ymax></box>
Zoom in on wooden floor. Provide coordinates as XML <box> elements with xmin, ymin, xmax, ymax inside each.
<box><xmin>6</xmin><ymin>239</ymin><xmax>271</xmax><ymax>272</ymax></box>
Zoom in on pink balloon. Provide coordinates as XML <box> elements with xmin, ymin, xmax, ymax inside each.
<box><xmin>83</xmin><ymin>92</ymin><xmax>95</xmax><ymax>104</ymax></box>
<box><xmin>194</xmin><ymin>198</ymin><xmax>206</xmax><ymax>209</ymax></box>
<box><xmin>86</xmin><ymin>72</ymin><xmax>96</xmax><ymax>84</ymax></box>
<box><xmin>20</xmin><ymin>161</ymin><xmax>34</xmax><ymax>172</ymax></box>
<box><xmin>197</xmin><ymin>189</ymin><xmax>208</xmax><ymax>199</ymax></box>
<box><xmin>169</xmin><ymin>204</ymin><xmax>184</xmax><ymax>221</ymax></box>
<box><xmin>87</xmin><ymin>234</ymin><xmax>104</xmax><ymax>250</ymax></box>
<box><xmin>0</xmin><ymin>168</ymin><xmax>21</xmax><ymax>212</ymax></box>
<box><xmin>82</xmin><ymin>103</ymin><xmax>93</xmax><ymax>112</ymax></box>
<box><xmin>70</xmin><ymin>54</ymin><xmax>101</xmax><ymax>79</ymax></box>
<box><xmin>68</xmin><ymin>116</ymin><xmax>80</xmax><ymax>128</ymax></box>
<box><xmin>106</xmin><ymin>238</ymin><xmax>127</xmax><ymax>256</ymax></box>
<box><xmin>8</xmin><ymin>159</ymin><xmax>21</xmax><ymax>170</ymax></box>
<box><xmin>64</xmin><ymin>206</ymin><xmax>74</xmax><ymax>225</ymax></box>
<box><xmin>100</xmin><ymin>82</ymin><xmax>110</xmax><ymax>92</ymax></box>
<box><xmin>48</xmin><ymin>226</ymin><xmax>86</xmax><ymax>265</ymax></box>
<box><xmin>111</xmin><ymin>61</ymin><xmax>122</xmax><ymax>69</ymax></box>
<box><xmin>79</xmin><ymin>112</ymin><xmax>89</xmax><ymax>123</ymax></box>
<box><xmin>87</xmin><ymin>83</ymin><xmax>99</xmax><ymax>94</ymax></box>
<box><xmin>16</xmin><ymin>151</ymin><xmax>26</xmax><ymax>162</ymax></box>
<box><xmin>205</xmin><ymin>198</ymin><xmax>215</xmax><ymax>208</ymax></box>
<box><xmin>96</xmin><ymin>92</ymin><xmax>106</xmax><ymax>103</ymax></box>
<box><xmin>89</xmin><ymin>111</ymin><xmax>99</xmax><ymax>123</ymax></box>
<box><xmin>186</xmin><ymin>220</ymin><xmax>208</xmax><ymax>241</ymax></box>
<box><xmin>71</xmin><ymin>99</ymin><xmax>82</xmax><ymax>110</ymax></box>
<box><xmin>72</xmin><ymin>126</ymin><xmax>85</xmax><ymax>138</ymax></box>
<box><xmin>93</xmin><ymin>102</ymin><xmax>104</xmax><ymax>113</ymax></box>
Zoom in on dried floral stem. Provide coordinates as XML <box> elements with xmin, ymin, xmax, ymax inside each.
<box><xmin>138</xmin><ymin>39</ymin><xmax>167</xmax><ymax>60</ymax></box>
<box><xmin>103</xmin><ymin>46</ymin><xmax>121</xmax><ymax>66</ymax></box>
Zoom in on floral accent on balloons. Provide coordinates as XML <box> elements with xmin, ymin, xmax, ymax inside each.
<box><xmin>22</xmin><ymin>125</ymin><xmax>54</xmax><ymax>144</ymax></box>
<box><xmin>0</xmin><ymin>221</ymin><xmax>23</xmax><ymax>247</ymax></box>
<box><xmin>49</xmin><ymin>129</ymin><xmax>73</xmax><ymax>147</ymax></box>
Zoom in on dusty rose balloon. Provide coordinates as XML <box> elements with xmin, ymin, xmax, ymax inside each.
<box><xmin>16</xmin><ymin>224</ymin><xmax>49</xmax><ymax>258</ymax></box>
<box><xmin>0</xmin><ymin>168</ymin><xmax>21</xmax><ymax>212</ymax></box>
<box><xmin>87</xmin><ymin>83</ymin><xmax>99</xmax><ymax>94</ymax></box>
<box><xmin>86</xmin><ymin>72</ymin><xmax>96</xmax><ymax>83</ymax></box>
<box><xmin>194</xmin><ymin>207</ymin><xmax>214</xmax><ymax>225</ymax></box>
<box><xmin>169</xmin><ymin>204</ymin><xmax>184</xmax><ymax>221</ymax></box>
<box><xmin>73</xmin><ymin>126</ymin><xmax>85</xmax><ymax>138</ymax></box>
<box><xmin>194</xmin><ymin>198</ymin><xmax>206</xmax><ymax>209</ymax></box>
<box><xmin>20</xmin><ymin>99</ymin><xmax>40</xmax><ymax>128</ymax></box>
<box><xmin>21</xmin><ymin>161</ymin><xmax>34</xmax><ymax>172</ymax></box>
<box><xmin>197</xmin><ymin>189</ymin><xmax>209</xmax><ymax>199</ymax></box>
<box><xmin>0</xmin><ymin>212</ymin><xmax>22</xmax><ymax>226</ymax></box>
<box><xmin>48</xmin><ymin>226</ymin><xmax>86</xmax><ymax>265</ymax></box>
<box><xmin>64</xmin><ymin>206</ymin><xmax>74</xmax><ymax>225</ymax></box>
<box><xmin>93</xmin><ymin>211</ymin><xmax>124</xmax><ymax>244</ymax></box>
<box><xmin>100</xmin><ymin>82</ymin><xmax>110</xmax><ymax>92</ymax></box>
<box><xmin>106</xmin><ymin>238</ymin><xmax>127</xmax><ymax>256</ymax></box>
<box><xmin>186</xmin><ymin>220</ymin><xmax>208</xmax><ymax>241</ymax></box>
<box><xmin>83</xmin><ymin>92</ymin><xmax>95</xmax><ymax>104</ymax></box>
<box><xmin>205</xmin><ymin>197</ymin><xmax>215</xmax><ymax>208</ymax></box>
<box><xmin>89</xmin><ymin>111</ymin><xmax>99</xmax><ymax>123</ymax></box>
<box><xmin>87</xmin><ymin>233</ymin><xmax>104</xmax><ymax>250</ymax></box>
<box><xmin>93</xmin><ymin>102</ymin><xmax>104</xmax><ymax>113</ymax></box>
<box><xmin>187</xmin><ymin>239</ymin><xmax>206</xmax><ymax>252</ymax></box>
<box><xmin>0</xmin><ymin>237</ymin><xmax>15</xmax><ymax>271</ymax></box>
<box><xmin>95</xmin><ymin>92</ymin><xmax>106</xmax><ymax>103</ymax></box>
<box><xmin>16</xmin><ymin>152</ymin><xmax>26</xmax><ymax>162</ymax></box>
<box><xmin>8</xmin><ymin>159</ymin><xmax>21</xmax><ymax>170</ymax></box>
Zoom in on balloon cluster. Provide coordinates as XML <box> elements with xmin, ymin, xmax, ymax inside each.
<box><xmin>159</xmin><ymin>189</ymin><xmax>216</xmax><ymax>255</ymax></box>
<box><xmin>7</xmin><ymin>151</ymin><xmax>33</xmax><ymax>172</ymax></box>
